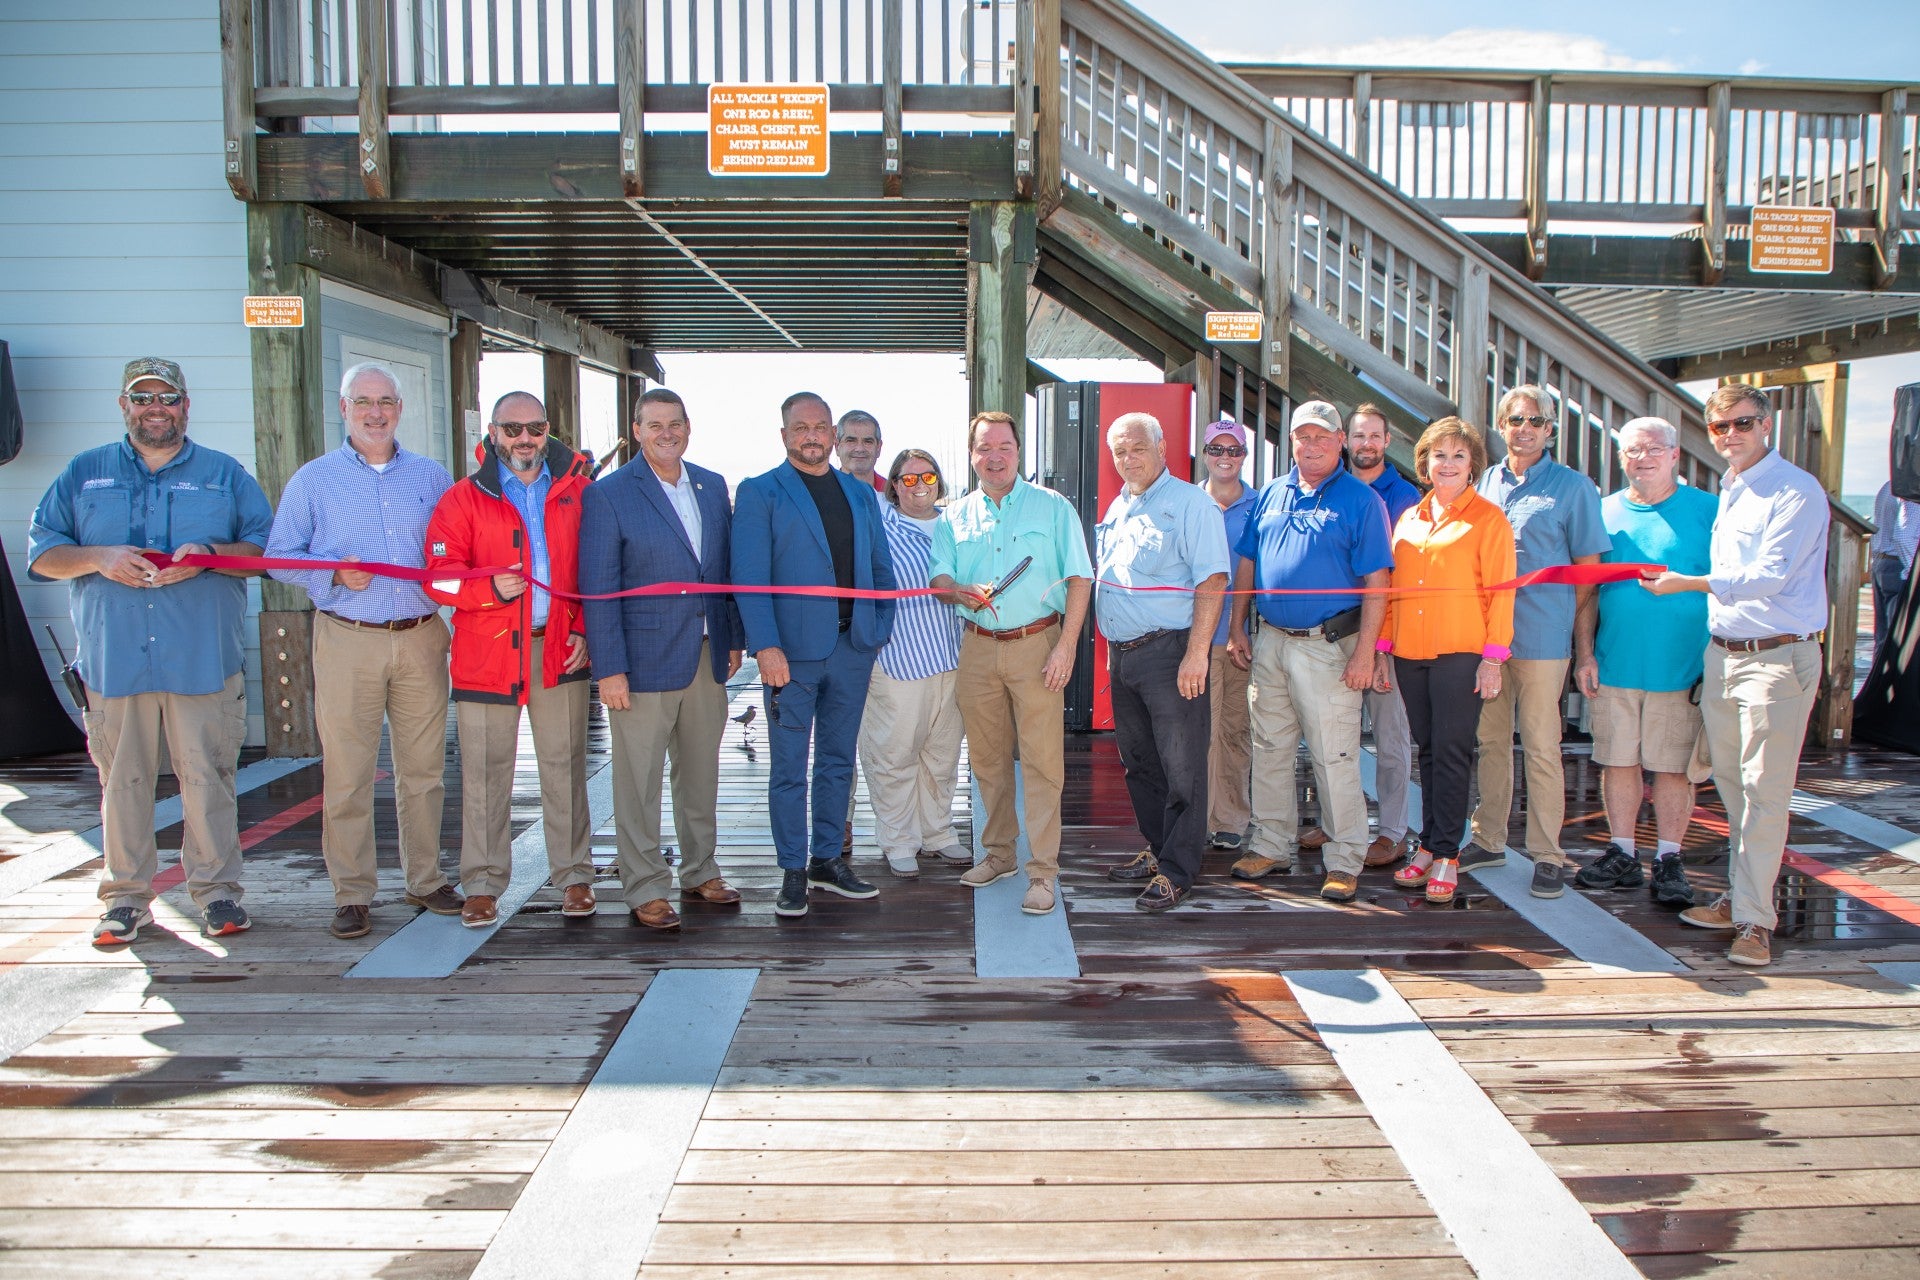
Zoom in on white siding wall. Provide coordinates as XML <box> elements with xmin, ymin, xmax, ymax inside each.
<box><xmin>0</xmin><ymin>2</ymin><xmax>266</xmax><ymax>744</ymax></box>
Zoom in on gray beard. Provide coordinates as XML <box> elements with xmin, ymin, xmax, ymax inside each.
<box><xmin>507</xmin><ymin>451</ymin><xmax>541</xmax><ymax>473</ymax></box>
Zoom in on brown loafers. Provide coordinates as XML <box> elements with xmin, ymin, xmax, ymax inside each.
<box><xmin>1364</xmin><ymin>835</ymin><xmax>1404</xmax><ymax>867</ymax></box>
<box><xmin>680</xmin><ymin>877</ymin><xmax>742</xmax><ymax>904</ymax></box>
<box><xmin>633</xmin><ymin>898</ymin><xmax>682</xmax><ymax>930</ymax></box>
<box><xmin>561</xmin><ymin>884</ymin><xmax>597</xmax><ymax>917</ymax></box>
<box><xmin>1297</xmin><ymin>826</ymin><xmax>1329</xmax><ymax>850</ymax></box>
<box><xmin>460</xmin><ymin>895</ymin><xmax>498</xmax><ymax>929</ymax></box>
<box><xmin>405</xmin><ymin>885</ymin><xmax>466</xmax><ymax>915</ymax></box>
<box><xmin>329</xmin><ymin>904</ymin><xmax>371</xmax><ymax>939</ymax></box>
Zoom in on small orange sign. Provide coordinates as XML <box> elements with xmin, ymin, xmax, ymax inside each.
<box><xmin>1205</xmin><ymin>312</ymin><xmax>1262</xmax><ymax>343</ymax></box>
<box><xmin>708</xmin><ymin>84</ymin><xmax>830</xmax><ymax>177</ymax></box>
<box><xmin>243</xmin><ymin>295</ymin><xmax>306</xmax><ymax>327</ymax></box>
<box><xmin>1749</xmin><ymin>206</ymin><xmax>1835</xmax><ymax>274</ymax></box>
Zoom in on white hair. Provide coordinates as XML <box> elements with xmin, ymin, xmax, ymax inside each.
<box><xmin>340</xmin><ymin>361</ymin><xmax>401</xmax><ymax>401</ymax></box>
<box><xmin>1107</xmin><ymin>412</ymin><xmax>1164</xmax><ymax>445</ymax></box>
<box><xmin>1615</xmin><ymin>416</ymin><xmax>1678</xmax><ymax>448</ymax></box>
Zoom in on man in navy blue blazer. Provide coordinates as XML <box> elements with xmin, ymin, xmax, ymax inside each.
<box><xmin>580</xmin><ymin>388</ymin><xmax>746</xmax><ymax>931</ymax></box>
<box><xmin>732</xmin><ymin>391</ymin><xmax>898</xmax><ymax>917</ymax></box>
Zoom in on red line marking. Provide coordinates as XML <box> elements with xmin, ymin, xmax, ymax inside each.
<box><xmin>1690</xmin><ymin>806</ymin><xmax>1920</xmax><ymax>929</ymax></box>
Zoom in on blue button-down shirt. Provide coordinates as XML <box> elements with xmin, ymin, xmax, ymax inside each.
<box><xmin>266</xmin><ymin>442</ymin><xmax>452</xmax><ymax>623</ymax></box>
<box><xmin>1095</xmin><ymin>469</ymin><xmax>1232</xmax><ymax>643</ymax></box>
<box><xmin>1477</xmin><ymin>454</ymin><xmax>1611</xmax><ymax>659</ymax></box>
<box><xmin>1368</xmin><ymin>465</ymin><xmax>1422</xmax><ymax>527</ymax></box>
<box><xmin>28</xmin><ymin>437</ymin><xmax>274</xmax><ymax>698</ymax></box>
<box><xmin>501</xmin><ymin>461</ymin><xmax>553</xmax><ymax>629</ymax></box>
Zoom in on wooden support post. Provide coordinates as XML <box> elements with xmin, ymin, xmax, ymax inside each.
<box><xmin>543</xmin><ymin>349</ymin><xmax>582</xmax><ymax>449</ymax></box>
<box><xmin>1874</xmin><ymin>88</ymin><xmax>1907</xmax><ymax>289</ymax></box>
<box><xmin>1452</xmin><ymin>254</ymin><xmax>1490</xmax><ymax>428</ymax></box>
<box><xmin>356</xmin><ymin>0</ymin><xmax>391</xmax><ymax>198</ymax></box>
<box><xmin>881</xmin><ymin>0</ymin><xmax>903</xmax><ymax>198</ymax></box>
<box><xmin>616</xmin><ymin>0</ymin><xmax>646</xmax><ymax>198</ymax></box>
<box><xmin>248</xmin><ymin>203</ymin><xmax>326</xmax><ymax>758</ymax></box>
<box><xmin>1523</xmin><ymin>76</ymin><xmax>1551</xmax><ymax>280</ymax></box>
<box><xmin>218</xmin><ymin>0</ymin><xmax>257</xmax><ymax>199</ymax></box>
<box><xmin>450</xmin><ymin>318</ymin><xmax>482</xmax><ymax>479</ymax></box>
<box><xmin>967</xmin><ymin>202</ymin><xmax>1035</xmax><ymax>428</ymax></box>
<box><xmin>1192</xmin><ymin>348</ymin><xmax>1218</xmax><ymax>431</ymax></box>
<box><xmin>1011</xmin><ymin>0</ymin><xmax>1036</xmax><ymax>199</ymax></box>
<box><xmin>1034</xmin><ymin>0</ymin><xmax>1062</xmax><ymax>216</ymax></box>
<box><xmin>1702</xmin><ymin>81</ymin><xmax>1731</xmax><ymax>286</ymax></box>
<box><xmin>1818</xmin><ymin>519</ymin><xmax>1863</xmax><ymax>751</ymax></box>
<box><xmin>1261</xmin><ymin>122</ymin><xmax>1293</xmax><ymax>390</ymax></box>
<box><xmin>1350</xmin><ymin>72</ymin><xmax>1372</xmax><ymax>168</ymax></box>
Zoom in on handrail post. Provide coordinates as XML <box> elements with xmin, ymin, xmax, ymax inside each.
<box><xmin>219</xmin><ymin>0</ymin><xmax>258</xmax><ymax>199</ymax></box>
<box><xmin>356</xmin><ymin>0</ymin><xmax>391</xmax><ymax>198</ymax></box>
<box><xmin>881</xmin><ymin>0</ymin><xmax>903</xmax><ymax>198</ymax></box>
<box><xmin>616</xmin><ymin>0</ymin><xmax>646</xmax><ymax>199</ymax></box>
<box><xmin>1523</xmin><ymin>75</ymin><xmax>1550</xmax><ymax>279</ymax></box>
<box><xmin>1874</xmin><ymin>88</ymin><xmax>1907</xmax><ymax>289</ymax></box>
<box><xmin>1453</xmin><ymin>255</ymin><xmax>1490</xmax><ymax>428</ymax></box>
<box><xmin>1260</xmin><ymin>121</ymin><xmax>1293</xmax><ymax>392</ymax></box>
<box><xmin>1702</xmin><ymin>81</ymin><xmax>1731</xmax><ymax>286</ymax></box>
<box><xmin>1351</xmin><ymin>71</ymin><xmax>1372</xmax><ymax>168</ymax></box>
<box><xmin>1012</xmin><ymin>0</ymin><xmax>1036</xmax><ymax>199</ymax></box>
<box><xmin>1034</xmin><ymin>0</ymin><xmax>1062</xmax><ymax>215</ymax></box>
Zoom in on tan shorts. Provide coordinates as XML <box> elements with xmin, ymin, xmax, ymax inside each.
<box><xmin>1591</xmin><ymin>683</ymin><xmax>1709</xmax><ymax>778</ymax></box>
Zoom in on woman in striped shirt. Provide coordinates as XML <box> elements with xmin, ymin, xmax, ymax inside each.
<box><xmin>860</xmin><ymin>449</ymin><xmax>968</xmax><ymax>878</ymax></box>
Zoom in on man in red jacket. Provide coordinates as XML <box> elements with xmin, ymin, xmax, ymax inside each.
<box><xmin>425</xmin><ymin>392</ymin><xmax>595</xmax><ymax>929</ymax></box>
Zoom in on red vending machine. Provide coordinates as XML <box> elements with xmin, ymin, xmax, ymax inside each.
<box><xmin>1033</xmin><ymin>381</ymin><xmax>1195</xmax><ymax>732</ymax></box>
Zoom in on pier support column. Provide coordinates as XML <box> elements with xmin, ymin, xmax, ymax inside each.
<box><xmin>968</xmin><ymin>202</ymin><xmax>1037</xmax><ymax>433</ymax></box>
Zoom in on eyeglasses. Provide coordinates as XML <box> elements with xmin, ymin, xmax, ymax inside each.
<box><xmin>896</xmin><ymin>472</ymin><xmax>940</xmax><ymax>488</ymax></box>
<box><xmin>126</xmin><ymin>391</ymin><xmax>183</xmax><ymax>407</ymax></box>
<box><xmin>1204</xmin><ymin>443</ymin><xmax>1246</xmax><ymax>457</ymax></box>
<box><xmin>1620</xmin><ymin>445</ymin><xmax>1672</xmax><ymax>460</ymax></box>
<box><xmin>494</xmin><ymin>420</ymin><xmax>549</xmax><ymax>439</ymax></box>
<box><xmin>1505</xmin><ymin>414</ymin><xmax>1551</xmax><ymax>428</ymax></box>
<box><xmin>349</xmin><ymin>397</ymin><xmax>401</xmax><ymax>413</ymax></box>
<box><xmin>1706</xmin><ymin>415</ymin><xmax>1763</xmax><ymax>437</ymax></box>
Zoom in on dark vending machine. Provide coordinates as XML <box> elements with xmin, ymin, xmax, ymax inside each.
<box><xmin>1034</xmin><ymin>380</ymin><xmax>1194</xmax><ymax>732</ymax></box>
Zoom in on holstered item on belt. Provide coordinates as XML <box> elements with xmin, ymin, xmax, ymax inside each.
<box><xmin>43</xmin><ymin>625</ymin><xmax>86</xmax><ymax>709</ymax></box>
<box><xmin>1320</xmin><ymin>605</ymin><xmax>1363</xmax><ymax>644</ymax></box>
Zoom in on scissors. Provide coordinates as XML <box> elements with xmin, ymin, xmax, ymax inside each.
<box><xmin>979</xmin><ymin>555</ymin><xmax>1033</xmax><ymax>606</ymax></box>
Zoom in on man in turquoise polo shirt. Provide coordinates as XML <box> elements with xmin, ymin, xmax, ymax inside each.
<box><xmin>929</xmin><ymin>410</ymin><xmax>1092</xmax><ymax>917</ymax></box>
<box><xmin>1572</xmin><ymin>416</ymin><xmax>1715</xmax><ymax>908</ymax></box>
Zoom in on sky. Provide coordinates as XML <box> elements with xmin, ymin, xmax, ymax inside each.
<box><xmin>483</xmin><ymin>0</ymin><xmax>1920</xmax><ymax>500</ymax></box>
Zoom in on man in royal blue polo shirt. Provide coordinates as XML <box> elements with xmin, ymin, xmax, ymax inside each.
<box><xmin>1225</xmin><ymin>401</ymin><xmax>1395</xmax><ymax>902</ymax></box>
<box><xmin>29</xmin><ymin>357</ymin><xmax>273</xmax><ymax>947</ymax></box>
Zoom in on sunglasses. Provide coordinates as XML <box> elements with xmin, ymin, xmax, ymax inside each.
<box><xmin>896</xmin><ymin>471</ymin><xmax>940</xmax><ymax>488</ymax></box>
<box><xmin>126</xmin><ymin>391</ymin><xmax>183</xmax><ymax>407</ymax></box>
<box><xmin>1706</xmin><ymin>415</ymin><xmax>1763</xmax><ymax>437</ymax></box>
<box><xmin>1505</xmin><ymin>414</ymin><xmax>1551</xmax><ymax>428</ymax></box>
<box><xmin>494</xmin><ymin>420</ymin><xmax>549</xmax><ymax>439</ymax></box>
<box><xmin>348</xmin><ymin>396</ymin><xmax>401</xmax><ymax>412</ymax></box>
<box><xmin>1204</xmin><ymin>443</ymin><xmax>1246</xmax><ymax>457</ymax></box>
<box><xmin>1620</xmin><ymin>445</ymin><xmax>1672</xmax><ymax>460</ymax></box>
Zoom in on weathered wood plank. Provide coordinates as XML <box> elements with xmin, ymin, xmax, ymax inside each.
<box><xmin>636</xmin><ymin>1266</ymin><xmax>1472</xmax><ymax>1280</ymax></box>
<box><xmin>1563</xmin><ymin>1168</ymin><xmax>1920</xmax><ymax>1215</ymax></box>
<box><xmin>0</xmin><ymin>1170</ymin><xmax>524</xmax><ymax>1211</ymax></box>
<box><xmin>0</xmin><ymin>1108</ymin><xmax>565</xmax><ymax>1142</ymax></box>
<box><xmin>0</xmin><ymin>1251</ymin><xmax>481</xmax><ymax>1280</ymax></box>
<box><xmin>675</xmin><ymin>1147</ymin><xmax>1403</xmax><ymax>1185</ymax></box>
<box><xmin>701</xmin><ymin>1089</ymin><xmax>1366</xmax><ymax>1121</ymax></box>
<box><xmin>0</xmin><ymin>1137</ymin><xmax>545</xmax><ymax>1175</ymax></box>
<box><xmin>0</xmin><ymin>1206</ymin><xmax>501</xmax><ymax>1250</ymax></box>
<box><xmin>661</xmin><ymin>1179</ymin><xmax>1432</xmax><ymax>1223</ymax></box>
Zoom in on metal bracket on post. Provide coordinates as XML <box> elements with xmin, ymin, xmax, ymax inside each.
<box><xmin>355</xmin><ymin>0</ymin><xmax>391</xmax><ymax>198</ymax></box>
<box><xmin>1260</xmin><ymin>121</ymin><xmax>1294</xmax><ymax>390</ymax></box>
<box><xmin>1874</xmin><ymin>88</ymin><xmax>1907</xmax><ymax>289</ymax></box>
<box><xmin>1702</xmin><ymin>81</ymin><xmax>1731</xmax><ymax>286</ymax></box>
<box><xmin>616</xmin><ymin>0</ymin><xmax>646</xmax><ymax>199</ymax></box>
<box><xmin>219</xmin><ymin>0</ymin><xmax>257</xmax><ymax>199</ymax></box>
<box><xmin>881</xmin><ymin>0</ymin><xmax>903</xmax><ymax>197</ymax></box>
<box><xmin>1012</xmin><ymin>0</ymin><xmax>1036</xmax><ymax>199</ymax></box>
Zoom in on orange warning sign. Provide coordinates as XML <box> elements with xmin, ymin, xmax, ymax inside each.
<box><xmin>243</xmin><ymin>295</ymin><xmax>306</xmax><ymax>327</ymax></box>
<box><xmin>1205</xmin><ymin>312</ymin><xmax>1263</xmax><ymax>343</ymax></box>
<box><xmin>1749</xmin><ymin>206</ymin><xmax>1835</xmax><ymax>274</ymax></box>
<box><xmin>708</xmin><ymin>84</ymin><xmax>830</xmax><ymax>177</ymax></box>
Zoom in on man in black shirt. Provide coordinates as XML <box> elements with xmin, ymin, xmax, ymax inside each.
<box><xmin>732</xmin><ymin>393</ymin><xmax>898</xmax><ymax>916</ymax></box>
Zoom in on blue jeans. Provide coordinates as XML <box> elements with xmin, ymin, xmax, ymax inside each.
<box><xmin>1872</xmin><ymin>554</ymin><xmax>1908</xmax><ymax>645</ymax></box>
<box><xmin>764</xmin><ymin>632</ymin><xmax>876</xmax><ymax>870</ymax></box>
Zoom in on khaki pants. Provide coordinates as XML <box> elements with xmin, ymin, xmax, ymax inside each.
<box><xmin>607</xmin><ymin>640</ymin><xmax>726</xmax><ymax>906</ymax></box>
<box><xmin>1246</xmin><ymin>627</ymin><xmax>1368</xmax><ymax>876</ymax></box>
<box><xmin>1471</xmin><ymin>657</ymin><xmax>1570</xmax><ymax>864</ymax></box>
<box><xmin>1702</xmin><ymin>640</ymin><xmax>1820</xmax><ymax>929</ymax></box>
<box><xmin>312</xmin><ymin>610</ymin><xmax>452</xmax><ymax>907</ymax></box>
<box><xmin>1364</xmin><ymin>682</ymin><xmax>1413</xmax><ymax>844</ymax></box>
<box><xmin>955</xmin><ymin>625</ymin><xmax>1066</xmax><ymax>881</ymax></box>
<box><xmin>1206</xmin><ymin>643</ymin><xmax>1251</xmax><ymax>836</ymax></box>
<box><xmin>455</xmin><ymin>636</ymin><xmax>593</xmax><ymax>898</ymax></box>
<box><xmin>85</xmin><ymin>673</ymin><xmax>247</xmax><ymax>910</ymax></box>
<box><xmin>860</xmin><ymin>665</ymin><xmax>964</xmax><ymax>858</ymax></box>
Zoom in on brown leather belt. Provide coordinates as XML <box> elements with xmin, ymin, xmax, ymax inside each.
<box><xmin>529</xmin><ymin>625</ymin><xmax>547</xmax><ymax>639</ymax></box>
<box><xmin>965</xmin><ymin>612</ymin><xmax>1061</xmax><ymax>642</ymax></box>
<box><xmin>1711</xmin><ymin>632</ymin><xmax>1822</xmax><ymax>653</ymax></box>
<box><xmin>322</xmin><ymin>610</ymin><xmax>437</xmax><ymax>632</ymax></box>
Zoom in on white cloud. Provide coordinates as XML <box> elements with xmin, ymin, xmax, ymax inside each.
<box><xmin>1738</xmin><ymin>58</ymin><xmax>1769</xmax><ymax>76</ymax></box>
<box><xmin>1213</xmin><ymin>29</ymin><xmax>1680</xmax><ymax>73</ymax></box>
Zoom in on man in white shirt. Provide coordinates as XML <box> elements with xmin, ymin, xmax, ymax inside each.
<box><xmin>1644</xmin><ymin>383</ymin><xmax>1829</xmax><ymax>967</ymax></box>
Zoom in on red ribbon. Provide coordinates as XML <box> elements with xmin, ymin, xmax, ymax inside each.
<box><xmin>1091</xmin><ymin>561</ymin><xmax>1668</xmax><ymax>597</ymax></box>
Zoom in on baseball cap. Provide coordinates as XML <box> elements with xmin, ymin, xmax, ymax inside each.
<box><xmin>1203</xmin><ymin>419</ymin><xmax>1247</xmax><ymax>449</ymax></box>
<box><xmin>1289</xmin><ymin>400</ymin><xmax>1341</xmax><ymax>434</ymax></box>
<box><xmin>123</xmin><ymin>357</ymin><xmax>185</xmax><ymax>394</ymax></box>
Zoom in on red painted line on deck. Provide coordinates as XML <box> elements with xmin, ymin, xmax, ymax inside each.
<box><xmin>1690</xmin><ymin>806</ymin><xmax>1920</xmax><ymax>929</ymax></box>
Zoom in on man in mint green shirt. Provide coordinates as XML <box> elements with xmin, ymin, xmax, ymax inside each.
<box><xmin>929</xmin><ymin>411</ymin><xmax>1092</xmax><ymax>916</ymax></box>
<box><xmin>1573</xmin><ymin>416</ymin><xmax>1716</xmax><ymax>909</ymax></box>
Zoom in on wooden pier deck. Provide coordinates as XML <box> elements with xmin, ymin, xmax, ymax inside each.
<box><xmin>2</xmin><ymin>666</ymin><xmax>1919</xmax><ymax>1278</ymax></box>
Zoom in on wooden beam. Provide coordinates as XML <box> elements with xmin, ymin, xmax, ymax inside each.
<box><xmin>1260</xmin><ymin>122</ymin><xmax>1293</xmax><ymax>390</ymax></box>
<box><xmin>1524</xmin><ymin>76</ymin><xmax>1550</xmax><ymax>280</ymax></box>
<box><xmin>218</xmin><ymin>0</ymin><xmax>257</xmax><ymax>199</ymax></box>
<box><xmin>1011</xmin><ymin>0</ymin><xmax>1036</xmax><ymax>199</ymax></box>
<box><xmin>1452</xmin><ymin>254</ymin><xmax>1491</xmax><ymax>429</ymax></box>
<box><xmin>1817</xmin><ymin>519</ymin><xmax>1864</xmax><ymax>750</ymax></box>
<box><xmin>1470</xmin><ymin>232</ymin><xmax>1920</xmax><ymax>292</ymax></box>
<box><xmin>355</xmin><ymin>0</ymin><xmax>391</xmax><ymax>199</ymax></box>
<box><xmin>1350</xmin><ymin>72</ymin><xmax>1372</xmax><ymax>169</ymax></box>
<box><xmin>1672</xmin><ymin>315</ymin><xmax>1920</xmax><ymax>381</ymax></box>
<box><xmin>615</xmin><ymin>0</ymin><xmax>645</xmax><ymax>199</ymax></box>
<box><xmin>543</xmin><ymin>349</ymin><xmax>582</xmax><ymax>450</ymax></box>
<box><xmin>1033</xmin><ymin>0</ymin><xmax>1061</xmax><ymax>216</ymax></box>
<box><xmin>1875</xmin><ymin>88</ymin><xmax>1907</xmax><ymax>288</ymax></box>
<box><xmin>881</xmin><ymin>0</ymin><xmax>903</xmax><ymax>198</ymax></box>
<box><xmin>449</xmin><ymin>318</ymin><xmax>482</xmax><ymax>479</ymax></box>
<box><xmin>968</xmin><ymin>202</ymin><xmax>1034</xmax><ymax>426</ymax></box>
<box><xmin>1702</xmin><ymin>81</ymin><xmax>1731</xmax><ymax>285</ymax></box>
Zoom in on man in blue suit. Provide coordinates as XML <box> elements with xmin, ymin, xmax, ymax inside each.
<box><xmin>733</xmin><ymin>391</ymin><xmax>898</xmax><ymax>917</ymax></box>
<box><xmin>580</xmin><ymin>388</ymin><xmax>746</xmax><ymax>931</ymax></box>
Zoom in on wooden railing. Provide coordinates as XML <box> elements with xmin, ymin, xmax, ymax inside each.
<box><xmin>1225</xmin><ymin>63</ymin><xmax>1918</xmax><ymax>286</ymax></box>
<box><xmin>1054</xmin><ymin>0</ymin><xmax>1720</xmax><ymax>495</ymax></box>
